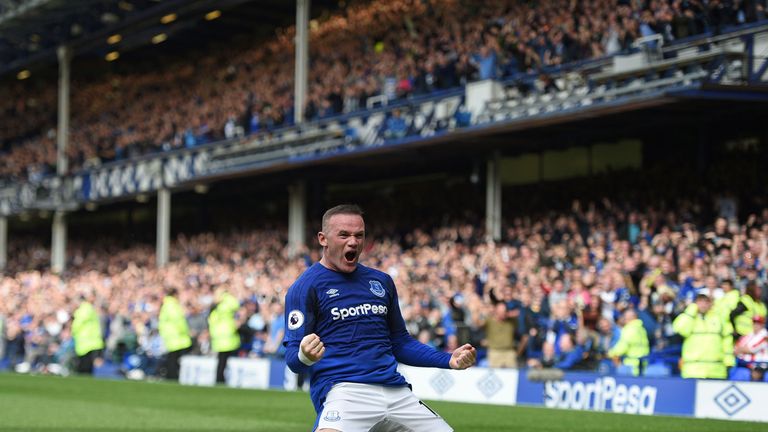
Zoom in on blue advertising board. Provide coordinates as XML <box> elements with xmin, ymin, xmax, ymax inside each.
<box><xmin>517</xmin><ymin>371</ymin><xmax>696</xmax><ymax>416</ymax></box>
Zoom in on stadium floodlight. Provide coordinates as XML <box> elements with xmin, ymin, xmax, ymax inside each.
<box><xmin>16</xmin><ymin>69</ymin><xmax>30</xmax><ymax>80</ymax></box>
<box><xmin>160</xmin><ymin>13</ymin><xmax>176</xmax><ymax>24</ymax></box>
<box><xmin>151</xmin><ymin>33</ymin><xmax>167</xmax><ymax>44</ymax></box>
<box><xmin>118</xmin><ymin>1</ymin><xmax>134</xmax><ymax>11</ymax></box>
<box><xmin>105</xmin><ymin>51</ymin><xmax>119</xmax><ymax>61</ymax></box>
<box><xmin>101</xmin><ymin>12</ymin><xmax>119</xmax><ymax>24</ymax></box>
<box><xmin>107</xmin><ymin>34</ymin><xmax>122</xmax><ymax>45</ymax></box>
<box><xmin>205</xmin><ymin>10</ymin><xmax>221</xmax><ymax>21</ymax></box>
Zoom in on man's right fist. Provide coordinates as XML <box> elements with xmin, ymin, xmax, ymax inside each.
<box><xmin>299</xmin><ymin>333</ymin><xmax>325</xmax><ymax>365</ymax></box>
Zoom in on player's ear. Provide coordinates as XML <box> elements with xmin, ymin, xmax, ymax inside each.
<box><xmin>318</xmin><ymin>231</ymin><xmax>327</xmax><ymax>247</ymax></box>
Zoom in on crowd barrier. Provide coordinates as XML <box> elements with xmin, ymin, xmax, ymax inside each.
<box><xmin>179</xmin><ymin>356</ymin><xmax>768</xmax><ymax>423</ymax></box>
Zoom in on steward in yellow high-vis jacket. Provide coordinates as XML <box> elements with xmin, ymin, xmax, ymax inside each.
<box><xmin>673</xmin><ymin>293</ymin><xmax>735</xmax><ymax>379</ymax></box>
<box><xmin>72</xmin><ymin>296</ymin><xmax>104</xmax><ymax>374</ymax></box>
<box><xmin>714</xmin><ymin>279</ymin><xmax>740</xmax><ymax>320</ymax></box>
<box><xmin>608</xmin><ymin>308</ymin><xmax>650</xmax><ymax>376</ymax></box>
<box><xmin>730</xmin><ymin>282</ymin><xmax>767</xmax><ymax>338</ymax></box>
<box><xmin>208</xmin><ymin>289</ymin><xmax>241</xmax><ymax>383</ymax></box>
<box><xmin>159</xmin><ymin>288</ymin><xmax>192</xmax><ymax>380</ymax></box>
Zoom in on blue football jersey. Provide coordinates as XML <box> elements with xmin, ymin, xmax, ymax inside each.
<box><xmin>283</xmin><ymin>262</ymin><xmax>451</xmax><ymax>413</ymax></box>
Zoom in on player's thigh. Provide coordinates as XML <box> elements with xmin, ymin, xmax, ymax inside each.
<box><xmin>384</xmin><ymin>387</ymin><xmax>453</xmax><ymax>432</ymax></box>
<box><xmin>315</xmin><ymin>383</ymin><xmax>386</xmax><ymax>432</ymax></box>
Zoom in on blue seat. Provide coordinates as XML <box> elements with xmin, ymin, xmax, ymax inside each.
<box><xmin>597</xmin><ymin>359</ymin><xmax>615</xmax><ymax>375</ymax></box>
<box><xmin>728</xmin><ymin>367</ymin><xmax>752</xmax><ymax>381</ymax></box>
<box><xmin>644</xmin><ymin>362</ymin><xmax>671</xmax><ymax>377</ymax></box>
<box><xmin>93</xmin><ymin>360</ymin><xmax>124</xmax><ymax>380</ymax></box>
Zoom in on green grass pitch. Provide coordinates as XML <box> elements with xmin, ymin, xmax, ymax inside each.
<box><xmin>0</xmin><ymin>373</ymin><xmax>764</xmax><ymax>431</ymax></box>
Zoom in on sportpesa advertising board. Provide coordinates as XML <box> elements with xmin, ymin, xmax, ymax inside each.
<box><xmin>179</xmin><ymin>356</ymin><xmax>768</xmax><ymax>423</ymax></box>
<box><xmin>516</xmin><ymin>372</ymin><xmax>695</xmax><ymax>416</ymax></box>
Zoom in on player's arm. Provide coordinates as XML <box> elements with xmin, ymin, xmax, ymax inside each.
<box><xmin>283</xmin><ymin>280</ymin><xmax>320</xmax><ymax>373</ymax></box>
<box><xmin>386</xmin><ymin>276</ymin><xmax>475</xmax><ymax>370</ymax></box>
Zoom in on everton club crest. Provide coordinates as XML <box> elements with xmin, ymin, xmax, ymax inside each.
<box><xmin>369</xmin><ymin>280</ymin><xmax>386</xmax><ymax>297</ymax></box>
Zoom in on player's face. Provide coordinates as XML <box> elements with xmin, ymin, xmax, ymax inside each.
<box><xmin>318</xmin><ymin>213</ymin><xmax>365</xmax><ymax>273</ymax></box>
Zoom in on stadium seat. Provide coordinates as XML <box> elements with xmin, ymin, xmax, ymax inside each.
<box><xmin>596</xmin><ymin>359</ymin><xmax>614</xmax><ymax>375</ymax></box>
<box><xmin>643</xmin><ymin>362</ymin><xmax>671</xmax><ymax>378</ymax></box>
<box><xmin>728</xmin><ymin>367</ymin><xmax>752</xmax><ymax>381</ymax></box>
<box><xmin>93</xmin><ymin>361</ymin><xmax>124</xmax><ymax>380</ymax></box>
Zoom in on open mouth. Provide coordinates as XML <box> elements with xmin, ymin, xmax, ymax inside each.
<box><xmin>344</xmin><ymin>250</ymin><xmax>357</xmax><ymax>262</ymax></box>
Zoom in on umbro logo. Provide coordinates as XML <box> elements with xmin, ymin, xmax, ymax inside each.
<box><xmin>326</xmin><ymin>288</ymin><xmax>340</xmax><ymax>298</ymax></box>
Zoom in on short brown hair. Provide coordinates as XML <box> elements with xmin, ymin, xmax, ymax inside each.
<box><xmin>322</xmin><ymin>204</ymin><xmax>364</xmax><ymax>232</ymax></box>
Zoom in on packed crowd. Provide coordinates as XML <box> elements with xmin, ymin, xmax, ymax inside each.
<box><xmin>2</xmin><ymin>0</ymin><xmax>765</xmax><ymax>182</ymax></box>
<box><xmin>1</xmin><ymin>196</ymin><xmax>766</xmax><ymax>380</ymax></box>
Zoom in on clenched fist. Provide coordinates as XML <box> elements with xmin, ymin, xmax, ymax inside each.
<box><xmin>449</xmin><ymin>344</ymin><xmax>477</xmax><ymax>370</ymax></box>
<box><xmin>299</xmin><ymin>333</ymin><xmax>326</xmax><ymax>365</ymax></box>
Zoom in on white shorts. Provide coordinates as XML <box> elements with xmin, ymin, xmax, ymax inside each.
<box><xmin>315</xmin><ymin>382</ymin><xmax>453</xmax><ymax>432</ymax></box>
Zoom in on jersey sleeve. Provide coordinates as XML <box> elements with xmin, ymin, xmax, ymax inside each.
<box><xmin>283</xmin><ymin>276</ymin><xmax>318</xmax><ymax>374</ymax></box>
<box><xmin>385</xmin><ymin>274</ymin><xmax>451</xmax><ymax>369</ymax></box>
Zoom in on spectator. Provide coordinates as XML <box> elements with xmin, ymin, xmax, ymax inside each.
<box><xmin>553</xmin><ymin>332</ymin><xmax>587</xmax><ymax>370</ymax></box>
<box><xmin>483</xmin><ymin>302</ymin><xmax>517</xmax><ymax>368</ymax></box>
<box><xmin>384</xmin><ymin>109</ymin><xmax>408</xmax><ymax>140</ymax></box>
<box><xmin>734</xmin><ymin>315</ymin><xmax>768</xmax><ymax>381</ymax></box>
<box><xmin>262</xmin><ymin>302</ymin><xmax>286</xmax><ymax>358</ymax></box>
<box><xmin>471</xmin><ymin>45</ymin><xmax>498</xmax><ymax>80</ymax></box>
<box><xmin>595</xmin><ymin>317</ymin><xmax>621</xmax><ymax>358</ymax></box>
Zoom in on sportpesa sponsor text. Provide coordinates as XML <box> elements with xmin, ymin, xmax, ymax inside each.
<box><xmin>544</xmin><ymin>377</ymin><xmax>657</xmax><ymax>415</ymax></box>
<box><xmin>331</xmin><ymin>303</ymin><xmax>388</xmax><ymax>321</ymax></box>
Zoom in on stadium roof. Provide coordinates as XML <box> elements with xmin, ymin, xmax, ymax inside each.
<box><xmin>0</xmin><ymin>0</ymin><xmax>339</xmax><ymax>78</ymax></box>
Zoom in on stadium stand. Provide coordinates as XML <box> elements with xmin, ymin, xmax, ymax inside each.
<box><xmin>1</xmin><ymin>0</ymin><xmax>768</xmax><ymax>395</ymax></box>
<box><xmin>2</xmin><ymin>179</ymin><xmax>767</xmax><ymax>380</ymax></box>
<box><xmin>2</xmin><ymin>0</ymin><xmax>767</xmax><ymax>182</ymax></box>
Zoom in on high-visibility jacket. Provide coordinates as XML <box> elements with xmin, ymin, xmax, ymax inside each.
<box><xmin>673</xmin><ymin>303</ymin><xmax>735</xmax><ymax>379</ymax></box>
<box><xmin>159</xmin><ymin>296</ymin><xmax>192</xmax><ymax>353</ymax></box>
<box><xmin>608</xmin><ymin>318</ymin><xmax>650</xmax><ymax>376</ymax></box>
<box><xmin>72</xmin><ymin>302</ymin><xmax>105</xmax><ymax>356</ymax></box>
<box><xmin>208</xmin><ymin>292</ymin><xmax>241</xmax><ymax>353</ymax></box>
<box><xmin>733</xmin><ymin>296</ymin><xmax>767</xmax><ymax>337</ymax></box>
<box><xmin>715</xmin><ymin>289</ymin><xmax>740</xmax><ymax>318</ymax></box>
